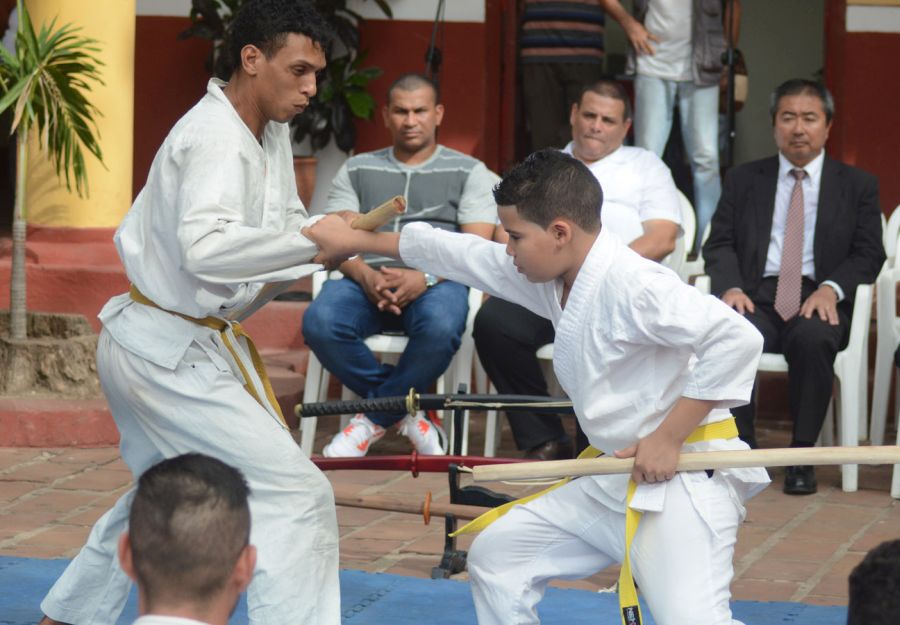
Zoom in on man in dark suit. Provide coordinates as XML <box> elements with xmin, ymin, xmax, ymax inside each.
<box><xmin>703</xmin><ymin>78</ymin><xmax>884</xmax><ymax>495</ymax></box>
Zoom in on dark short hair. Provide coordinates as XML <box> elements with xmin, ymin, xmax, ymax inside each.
<box><xmin>848</xmin><ymin>539</ymin><xmax>900</xmax><ymax>625</ymax></box>
<box><xmin>129</xmin><ymin>453</ymin><xmax>251</xmax><ymax>607</ymax></box>
<box><xmin>493</xmin><ymin>150</ymin><xmax>602</xmax><ymax>232</ymax></box>
<box><xmin>769</xmin><ymin>78</ymin><xmax>834</xmax><ymax>123</ymax></box>
<box><xmin>386</xmin><ymin>73</ymin><xmax>440</xmax><ymax>105</ymax></box>
<box><xmin>223</xmin><ymin>0</ymin><xmax>332</xmax><ymax>79</ymax></box>
<box><xmin>577</xmin><ymin>80</ymin><xmax>633</xmax><ymax>122</ymax></box>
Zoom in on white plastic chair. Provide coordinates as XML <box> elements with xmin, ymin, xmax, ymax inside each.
<box><xmin>871</xmin><ymin>262</ymin><xmax>900</xmax><ymax>446</ymax></box>
<box><xmin>893</xmin><ymin>401</ymin><xmax>900</xmax><ymax>498</ymax></box>
<box><xmin>882</xmin><ymin>210</ymin><xmax>896</xmax><ymax>266</ymax></box>
<box><xmin>480</xmin><ymin>342</ymin><xmax>559</xmax><ymax>457</ymax></box>
<box><xmin>682</xmin><ymin>221</ymin><xmax>711</xmax><ymax>282</ymax></box>
<box><xmin>300</xmin><ymin>270</ymin><xmax>483</xmax><ymax>456</ymax></box>
<box><xmin>869</xmin><ymin>207</ymin><xmax>900</xmax><ymax>444</ymax></box>
<box><xmin>662</xmin><ymin>191</ymin><xmax>696</xmax><ymax>282</ymax></box>
<box><xmin>696</xmin><ymin>275</ymin><xmax>873</xmax><ymax>492</ymax></box>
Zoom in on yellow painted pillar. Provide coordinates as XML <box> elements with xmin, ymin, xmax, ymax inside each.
<box><xmin>24</xmin><ymin>0</ymin><xmax>135</xmax><ymax>228</ymax></box>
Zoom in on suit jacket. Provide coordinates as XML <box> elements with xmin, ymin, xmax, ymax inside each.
<box><xmin>703</xmin><ymin>155</ymin><xmax>884</xmax><ymax>311</ymax></box>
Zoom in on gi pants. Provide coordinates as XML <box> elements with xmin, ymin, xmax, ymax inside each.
<box><xmin>41</xmin><ymin>329</ymin><xmax>340</xmax><ymax>625</ymax></box>
<box><xmin>468</xmin><ymin>472</ymin><xmax>746</xmax><ymax>625</ymax></box>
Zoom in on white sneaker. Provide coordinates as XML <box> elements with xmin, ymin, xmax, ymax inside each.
<box><xmin>398</xmin><ymin>412</ymin><xmax>447</xmax><ymax>455</ymax></box>
<box><xmin>322</xmin><ymin>413</ymin><xmax>385</xmax><ymax>457</ymax></box>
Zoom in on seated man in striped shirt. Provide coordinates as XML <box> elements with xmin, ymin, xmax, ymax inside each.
<box><xmin>303</xmin><ymin>73</ymin><xmax>497</xmax><ymax>457</ymax></box>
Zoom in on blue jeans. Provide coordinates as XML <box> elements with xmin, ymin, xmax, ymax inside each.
<box><xmin>302</xmin><ymin>277</ymin><xmax>469</xmax><ymax>427</ymax></box>
<box><xmin>634</xmin><ymin>75</ymin><xmax>721</xmax><ymax>253</ymax></box>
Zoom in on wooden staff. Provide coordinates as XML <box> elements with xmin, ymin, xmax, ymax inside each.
<box><xmin>472</xmin><ymin>446</ymin><xmax>900</xmax><ymax>482</ymax></box>
<box><xmin>351</xmin><ymin>195</ymin><xmax>406</xmax><ymax>231</ymax></box>
<box><xmin>333</xmin><ymin>489</ymin><xmax>484</xmax><ymax>525</ymax></box>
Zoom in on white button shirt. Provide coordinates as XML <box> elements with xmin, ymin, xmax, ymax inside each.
<box><xmin>562</xmin><ymin>142</ymin><xmax>682</xmax><ymax>245</ymax></box>
<box><xmin>400</xmin><ymin>223</ymin><xmax>770</xmax><ymax>513</ymax></box>
<box><xmin>764</xmin><ymin>151</ymin><xmax>824</xmax><ymax>279</ymax></box>
<box><xmin>763</xmin><ymin>151</ymin><xmax>843</xmax><ymax>300</ymax></box>
<box><xmin>100</xmin><ymin>79</ymin><xmax>322</xmax><ymax>369</ymax></box>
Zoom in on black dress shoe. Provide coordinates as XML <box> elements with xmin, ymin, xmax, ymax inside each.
<box><xmin>524</xmin><ymin>439</ymin><xmax>570</xmax><ymax>461</ymax></box>
<box><xmin>783</xmin><ymin>465</ymin><xmax>817</xmax><ymax>495</ymax></box>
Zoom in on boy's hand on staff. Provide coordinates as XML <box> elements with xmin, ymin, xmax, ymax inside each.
<box><xmin>614</xmin><ymin>429</ymin><xmax>681</xmax><ymax>484</ymax></box>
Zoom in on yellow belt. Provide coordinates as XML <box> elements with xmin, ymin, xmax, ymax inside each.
<box><xmin>129</xmin><ymin>285</ymin><xmax>287</xmax><ymax>427</ymax></box>
<box><xmin>453</xmin><ymin>417</ymin><xmax>739</xmax><ymax>625</ymax></box>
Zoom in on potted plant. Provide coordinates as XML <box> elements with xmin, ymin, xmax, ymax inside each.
<box><xmin>0</xmin><ymin>0</ymin><xmax>105</xmax><ymax>395</ymax></box>
<box><xmin>180</xmin><ymin>0</ymin><xmax>390</xmax><ymax>205</ymax></box>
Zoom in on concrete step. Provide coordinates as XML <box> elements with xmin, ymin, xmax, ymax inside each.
<box><xmin>0</xmin><ymin>257</ymin><xmax>313</xmax><ymax>351</ymax></box>
<box><xmin>0</xmin><ymin>397</ymin><xmax>118</xmax><ymax>447</ymax></box>
<box><xmin>0</xmin><ymin>349</ymin><xmax>312</xmax><ymax>447</ymax></box>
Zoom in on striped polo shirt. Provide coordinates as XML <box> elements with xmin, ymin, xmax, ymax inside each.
<box><xmin>520</xmin><ymin>0</ymin><xmax>605</xmax><ymax>65</ymax></box>
<box><xmin>326</xmin><ymin>145</ymin><xmax>498</xmax><ymax>268</ymax></box>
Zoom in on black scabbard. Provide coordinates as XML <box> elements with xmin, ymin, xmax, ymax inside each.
<box><xmin>295</xmin><ymin>392</ymin><xmax>574</xmax><ymax>418</ymax></box>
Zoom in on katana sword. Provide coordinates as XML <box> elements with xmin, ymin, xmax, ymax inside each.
<box><xmin>312</xmin><ymin>453</ymin><xmax>532</xmax><ymax>477</ymax></box>
<box><xmin>295</xmin><ymin>388</ymin><xmax>574</xmax><ymax>419</ymax></box>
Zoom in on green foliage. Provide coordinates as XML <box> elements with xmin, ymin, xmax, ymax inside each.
<box><xmin>292</xmin><ymin>51</ymin><xmax>381</xmax><ymax>152</ymax></box>
<box><xmin>0</xmin><ymin>0</ymin><xmax>105</xmax><ymax>197</ymax></box>
<box><xmin>180</xmin><ymin>0</ymin><xmax>390</xmax><ymax>153</ymax></box>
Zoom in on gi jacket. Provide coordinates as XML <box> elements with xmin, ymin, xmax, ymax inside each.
<box><xmin>400</xmin><ymin>223</ymin><xmax>770</xmax><ymax>516</ymax></box>
<box><xmin>100</xmin><ymin>79</ymin><xmax>322</xmax><ymax>371</ymax></box>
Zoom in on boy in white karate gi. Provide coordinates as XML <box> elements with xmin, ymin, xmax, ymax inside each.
<box><xmin>40</xmin><ymin>2</ymin><xmax>349</xmax><ymax>624</ymax></box>
<box><xmin>304</xmin><ymin>149</ymin><xmax>770</xmax><ymax>625</ymax></box>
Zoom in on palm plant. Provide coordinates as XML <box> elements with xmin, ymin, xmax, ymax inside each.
<box><xmin>0</xmin><ymin>0</ymin><xmax>105</xmax><ymax>340</ymax></box>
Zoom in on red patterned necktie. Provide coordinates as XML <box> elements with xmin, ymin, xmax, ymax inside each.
<box><xmin>774</xmin><ymin>168</ymin><xmax>807</xmax><ymax>321</ymax></box>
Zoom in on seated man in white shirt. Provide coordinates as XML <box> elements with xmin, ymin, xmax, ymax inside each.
<box><xmin>474</xmin><ymin>80</ymin><xmax>681</xmax><ymax>459</ymax></box>
<box><xmin>118</xmin><ymin>453</ymin><xmax>256</xmax><ymax>625</ymax></box>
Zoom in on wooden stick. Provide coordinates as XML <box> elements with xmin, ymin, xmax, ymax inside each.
<box><xmin>333</xmin><ymin>489</ymin><xmax>484</xmax><ymax>524</ymax></box>
<box><xmin>472</xmin><ymin>446</ymin><xmax>900</xmax><ymax>482</ymax></box>
<box><xmin>351</xmin><ymin>195</ymin><xmax>406</xmax><ymax>231</ymax></box>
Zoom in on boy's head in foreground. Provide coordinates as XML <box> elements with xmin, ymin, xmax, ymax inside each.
<box><xmin>493</xmin><ymin>149</ymin><xmax>603</xmax><ymax>283</ymax></box>
<box><xmin>118</xmin><ymin>453</ymin><xmax>255</xmax><ymax>619</ymax></box>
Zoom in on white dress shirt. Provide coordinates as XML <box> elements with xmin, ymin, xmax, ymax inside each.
<box><xmin>100</xmin><ymin>79</ymin><xmax>323</xmax><ymax>369</ymax></box>
<box><xmin>400</xmin><ymin>223</ymin><xmax>770</xmax><ymax>514</ymax></box>
<box><xmin>562</xmin><ymin>143</ymin><xmax>682</xmax><ymax>245</ymax></box>
<box><xmin>764</xmin><ymin>150</ymin><xmax>844</xmax><ymax>300</ymax></box>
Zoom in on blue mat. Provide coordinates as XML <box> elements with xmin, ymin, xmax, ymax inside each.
<box><xmin>0</xmin><ymin>556</ymin><xmax>846</xmax><ymax>624</ymax></box>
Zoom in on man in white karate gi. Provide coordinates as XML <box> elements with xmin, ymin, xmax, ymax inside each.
<box><xmin>119</xmin><ymin>454</ymin><xmax>256</xmax><ymax>625</ymax></box>
<box><xmin>304</xmin><ymin>149</ymin><xmax>770</xmax><ymax>625</ymax></box>
<box><xmin>39</xmin><ymin>2</ymin><xmax>346</xmax><ymax>624</ymax></box>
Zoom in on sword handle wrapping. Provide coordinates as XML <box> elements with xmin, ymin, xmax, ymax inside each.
<box><xmin>295</xmin><ymin>391</ymin><xmax>574</xmax><ymax>418</ymax></box>
<box><xmin>295</xmin><ymin>395</ymin><xmax>411</xmax><ymax>418</ymax></box>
